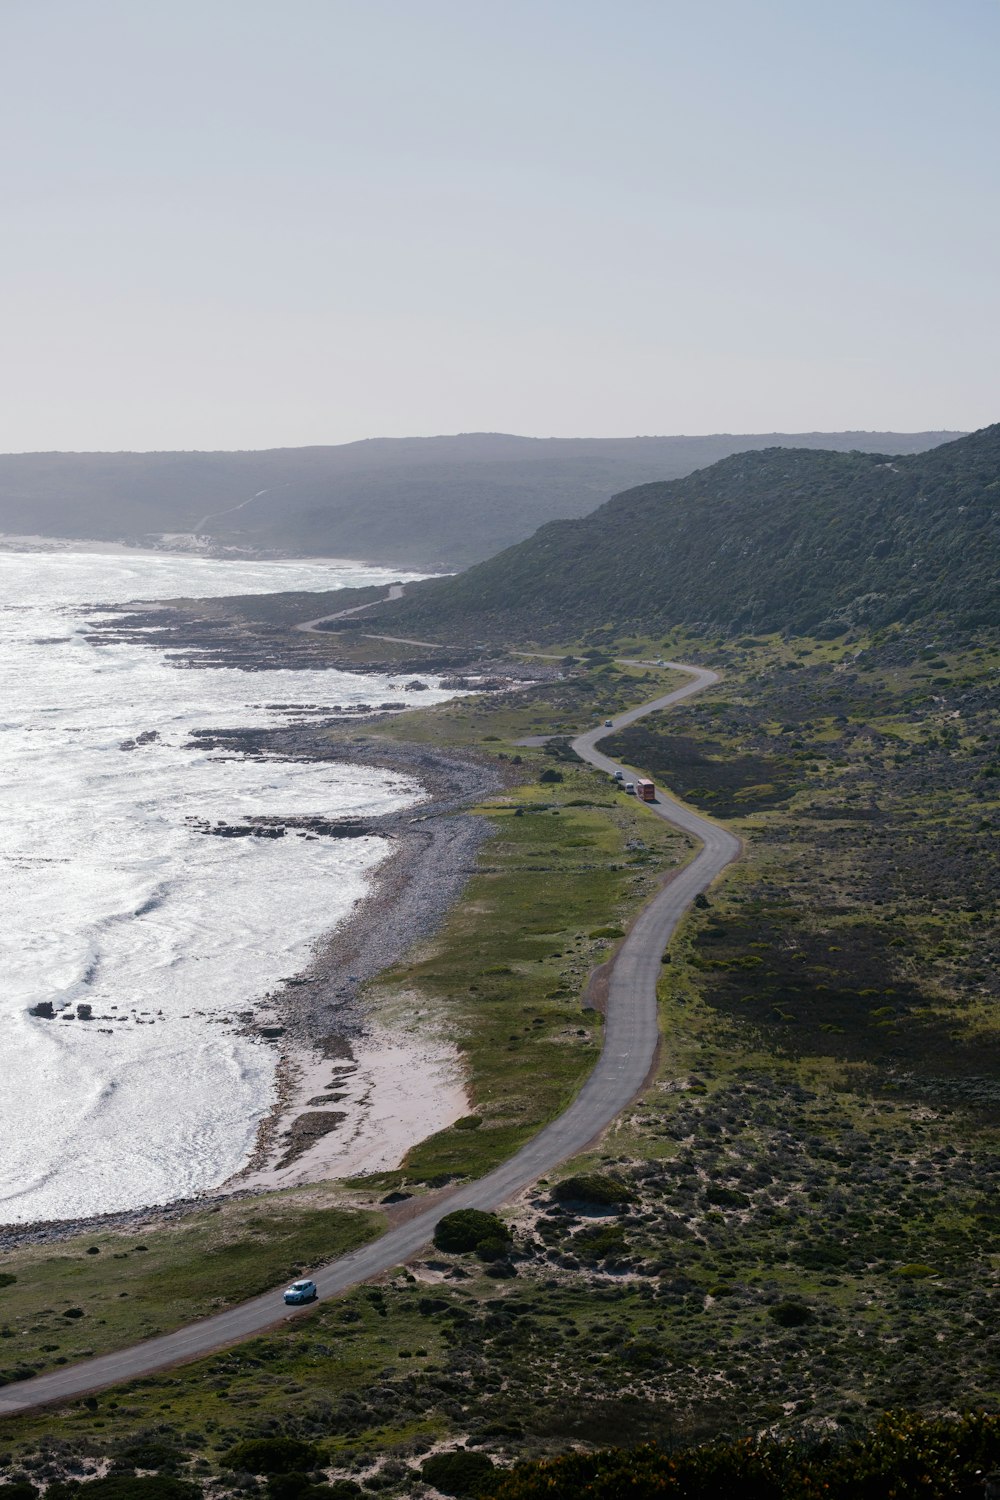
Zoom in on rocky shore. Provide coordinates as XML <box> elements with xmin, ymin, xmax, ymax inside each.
<box><xmin>4</xmin><ymin>598</ymin><xmax>527</xmax><ymax>1246</ymax></box>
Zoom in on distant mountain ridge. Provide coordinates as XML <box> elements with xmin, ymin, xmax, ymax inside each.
<box><xmin>0</xmin><ymin>430</ymin><xmax>961</xmax><ymax>570</ymax></box>
<box><xmin>367</xmin><ymin>424</ymin><xmax>1000</xmax><ymax>639</ymax></box>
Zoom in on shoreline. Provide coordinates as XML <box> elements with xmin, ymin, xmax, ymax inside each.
<box><xmin>0</xmin><ymin>531</ymin><xmax>427</xmax><ymax>572</ymax></box>
<box><xmin>0</xmin><ymin>730</ymin><xmax>511</xmax><ymax>1250</ymax></box>
<box><xmin>1</xmin><ymin>581</ymin><xmax>534</xmax><ymax>1247</ymax></box>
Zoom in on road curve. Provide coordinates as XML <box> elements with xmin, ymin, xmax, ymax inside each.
<box><xmin>0</xmin><ymin>661</ymin><xmax>738</xmax><ymax>1416</ymax></box>
<box><xmin>295</xmin><ymin>582</ymin><xmax>406</xmax><ymax>634</ymax></box>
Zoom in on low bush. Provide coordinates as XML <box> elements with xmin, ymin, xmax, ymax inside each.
<box><xmin>488</xmin><ymin>1412</ymin><xmax>1000</xmax><ymax>1499</ymax></box>
<box><xmin>221</xmin><ymin>1436</ymin><xmax>321</xmax><ymax>1475</ymax></box>
<box><xmin>552</xmin><ymin>1173</ymin><xmax>634</xmax><ymax>1207</ymax></box>
<box><xmin>433</xmin><ymin>1210</ymin><xmax>511</xmax><ymax>1255</ymax></box>
<box><xmin>420</xmin><ymin>1449</ymin><xmax>496</xmax><ymax>1497</ymax></box>
<box><xmin>768</xmin><ymin>1300</ymin><xmax>814</xmax><ymax>1328</ymax></box>
<box><xmin>705</xmin><ymin>1185</ymin><xmax>751</xmax><ymax>1208</ymax></box>
<box><xmin>47</xmin><ymin>1480</ymin><xmax>200</xmax><ymax>1500</ymax></box>
<box><xmin>476</xmin><ymin>1236</ymin><xmax>512</xmax><ymax>1263</ymax></box>
<box><xmin>113</xmin><ymin>1441</ymin><xmax>186</xmax><ymax>1472</ymax></box>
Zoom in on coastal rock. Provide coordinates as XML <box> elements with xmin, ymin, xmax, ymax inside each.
<box><xmin>119</xmin><ymin>728</ymin><xmax>160</xmax><ymax>751</ymax></box>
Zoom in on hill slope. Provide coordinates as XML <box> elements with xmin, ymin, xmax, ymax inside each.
<box><xmin>370</xmin><ymin>425</ymin><xmax>1000</xmax><ymax>639</ymax></box>
<box><xmin>0</xmin><ymin>430</ymin><xmax>959</xmax><ymax>570</ymax></box>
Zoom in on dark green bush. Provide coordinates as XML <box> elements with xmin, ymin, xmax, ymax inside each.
<box><xmin>221</xmin><ymin>1436</ymin><xmax>321</xmax><ymax>1475</ymax></box>
<box><xmin>433</xmin><ymin>1210</ymin><xmax>511</xmax><ymax>1254</ymax></box>
<box><xmin>552</xmin><ymin>1173</ymin><xmax>633</xmax><ymax>1207</ymax></box>
<box><xmin>48</xmin><ymin>1480</ymin><xmax>200</xmax><ymax>1500</ymax></box>
<box><xmin>0</xmin><ymin>1274</ymin><xmax>16</xmax><ymax>1289</ymax></box>
<box><xmin>476</xmin><ymin>1236</ymin><xmax>512</xmax><ymax>1263</ymax></box>
<box><xmin>768</xmin><ymin>1300</ymin><xmax>814</xmax><ymax>1328</ymax></box>
<box><xmin>420</xmin><ymin>1449</ymin><xmax>496</xmax><ymax>1497</ymax></box>
<box><xmin>488</xmin><ymin>1412</ymin><xmax>1000</xmax><ymax>1499</ymax></box>
<box><xmin>114</xmin><ymin>1441</ymin><xmax>186</xmax><ymax>1472</ymax></box>
<box><xmin>267</xmin><ymin>1477</ymin><xmax>357</xmax><ymax>1500</ymax></box>
<box><xmin>266</xmin><ymin>1473</ymin><xmax>313</xmax><ymax>1500</ymax></box>
<box><xmin>539</xmin><ymin>768</ymin><xmax>563</xmax><ymax>783</ymax></box>
<box><xmin>705</xmin><ymin>1185</ymin><xmax>751</xmax><ymax>1208</ymax></box>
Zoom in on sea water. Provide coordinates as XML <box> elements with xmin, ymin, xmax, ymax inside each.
<box><xmin>0</xmin><ymin>548</ymin><xmax>453</xmax><ymax>1224</ymax></box>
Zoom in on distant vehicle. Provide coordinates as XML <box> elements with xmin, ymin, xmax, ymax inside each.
<box><xmin>614</xmin><ymin>770</ymin><xmax>624</xmax><ymax>781</ymax></box>
<box><xmin>625</xmin><ymin>782</ymin><xmax>635</xmax><ymax>794</ymax></box>
<box><xmin>604</xmin><ymin>719</ymin><xmax>613</xmax><ymax>728</ymax></box>
<box><xmin>655</xmin><ymin>658</ymin><xmax>665</xmax><ymax>665</ymax></box>
<box><xmin>636</xmin><ymin>778</ymin><xmax>656</xmax><ymax>802</ymax></box>
<box><xmin>283</xmin><ymin>1279</ymin><xmax>318</xmax><ymax>1305</ymax></box>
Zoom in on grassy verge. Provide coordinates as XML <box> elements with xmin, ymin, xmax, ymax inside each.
<box><xmin>358</xmin><ymin>765</ymin><xmax>691</xmax><ymax>1189</ymax></box>
<box><xmin>0</xmin><ymin>1189</ymin><xmax>382</xmax><ymax>1387</ymax></box>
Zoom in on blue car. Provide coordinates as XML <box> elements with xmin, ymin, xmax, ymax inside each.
<box><xmin>283</xmin><ymin>1279</ymin><xmax>318</xmax><ymax>1305</ymax></box>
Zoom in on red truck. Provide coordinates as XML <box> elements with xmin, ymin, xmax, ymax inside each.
<box><xmin>636</xmin><ymin>778</ymin><xmax>656</xmax><ymax>802</ymax></box>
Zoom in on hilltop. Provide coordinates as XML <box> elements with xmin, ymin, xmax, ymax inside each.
<box><xmin>368</xmin><ymin>424</ymin><xmax>1000</xmax><ymax>638</ymax></box>
<box><xmin>0</xmin><ymin>429</ymin><xmax>959</xmax><ymax>571</ymax></box>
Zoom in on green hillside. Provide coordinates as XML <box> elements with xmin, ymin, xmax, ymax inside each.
<box><xmin>371</xmin><ymin>424</ymin><xmax>1000</xmax><ymax>639</ymax></box>
<box><xmin>0</xmin><ymin>429</ymin><xmax>959</xmax><ymax>571</ymax></box>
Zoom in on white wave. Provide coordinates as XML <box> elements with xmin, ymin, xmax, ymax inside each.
<box><xmin>0</xmin><ymin>550</ymin><xmax>455</xmax><ymax>1223</ymax></box>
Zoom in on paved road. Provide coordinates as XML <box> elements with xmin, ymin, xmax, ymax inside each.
<box><xmin>295</xmin><ymin>582</ymin><xmax>406</xmax><ymax>634</ymax></box>
<box><xmin>0</xmin><ymin>662</ymin><xmax>738</xmax><ymax>1416</ymax></box>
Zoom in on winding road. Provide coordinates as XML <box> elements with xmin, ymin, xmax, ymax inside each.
<box><xmin>294</xmin><ymin>581</ymin><xmax>408</xmax><ymax>633</ymax></box>
<box><xmin>0</xmin><ymin>662</ymin><xmax>738</xmax><ymax>1416</ymax></box>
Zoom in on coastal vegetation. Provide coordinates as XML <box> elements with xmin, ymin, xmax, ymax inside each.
<box><xmin>1</xmin><ymin>620</ymin><xmax>995</xmax><ymax>1494</ymax></box>
<box><xmin>0</xmin><ymin>430</ymin><xmax>957</xmax><ymax>571</ymax></box>
<box><xmin>0</xmin><ymin>1193</ymin><xmax>381</xmax><ymax>1383</ymax></box>
<box><xmin>368</xmin><ymin>424</ymin><xmax>1000</xmax><ymax>642</ymax></box>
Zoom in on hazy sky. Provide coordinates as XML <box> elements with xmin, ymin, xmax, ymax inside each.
<box><xmin>1</xmin><ymin>0</ymin><xmax>997</xmax><ymax>451</ymax></box>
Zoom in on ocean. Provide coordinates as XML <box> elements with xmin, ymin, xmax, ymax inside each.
<box><xmin>0</xmin><ymin>547</ymin><xmax>454</xmax><ymax>1224</ymax></box>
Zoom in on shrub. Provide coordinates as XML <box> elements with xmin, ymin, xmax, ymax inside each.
<box><xmin>768</xmin><ymin>1300</ymin><xmax>814</xmax><ymax>1327</ymax></box>
<box><xmin>266</xmin><ymin>1474</ymin><xmax>313</xmax><ymax>1500</ymax></box>
<box><xmin>539</xmin><ymin>768</ymin><xmax>563</xmax><ymax>783</ymax></box>
<box><xmin>47</xmin><ymin>1480</ymin><xmax>200</xmax><ymax>1500</ymax></box>
<box><xmin>705</xmin><ymin>1186</ymin><xmax>751</xmax><ymax>1208</ymax></box>
<box><xmin>433</xmin><ymin>1210</ymin><xmax>511</xmax><ymax>1255</ymax></box>
<box><xmin>454</xmin><ymin>1115</ymin><xmax>483</xmax><ymax>1131</ymax></box>
<box><xmin>552</xmin><ymin>1173</ymin><xmax>634</xmax><ymax>1207</ymax></box>
<box><xmin>0</xmin><ymin>1274</ymin><xmax>16</xmax><ymax>1289</ymax></box>
<box><xmin>221</xmin><ymin>1436</ymin><xmax>322</xmax><ymax>1475</ymax></box>
<box><xmin>488</xmin><ymin>1412</ymin><xmax>1000</xmax><ymax>1499</ymax></box>
<box><xmin>588</xmin><ymin>926</ymin><xmax>624</xmax><ymax>939</ymax></box>
<box><xmin>419</xmin><ymin>1449</ymin><xmax>496</xmax><ymax>1497</ymax></box>
<box><xmin>475</xmin><ymin>1236</ymin><xmax>511</xmax><ymax>1263</ymax></box>
<box><xmin>114</xmin><ymin>1441</ymin><xmax>186</xmax><ymax>1471</ymax></box>
<box><xmin>892</xmin><ymin>1262</ymin><xmax>937</xmax><ymax>1279</ymax></box>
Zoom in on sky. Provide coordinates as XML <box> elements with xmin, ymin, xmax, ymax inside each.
<box><xmin>1</xmin><ymin>0</ymin><xmax>998</xmax><ymax>451</ymax></box>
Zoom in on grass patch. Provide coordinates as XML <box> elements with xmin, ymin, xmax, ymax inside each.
<box><xmin>0</xmin><ymin>1189</ymin><xmax>381</xmax><ymax>1382</ymax></box>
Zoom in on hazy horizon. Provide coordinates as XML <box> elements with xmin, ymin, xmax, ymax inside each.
<box><xmin>2</xmin><ymin>0</ymin><xmax>997</xmax><ymax>450</ymax></box>
<box><xmin>0</xmin><ymin>424</ymin><xmax>972</xmax><ymax>460</ymax></box>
